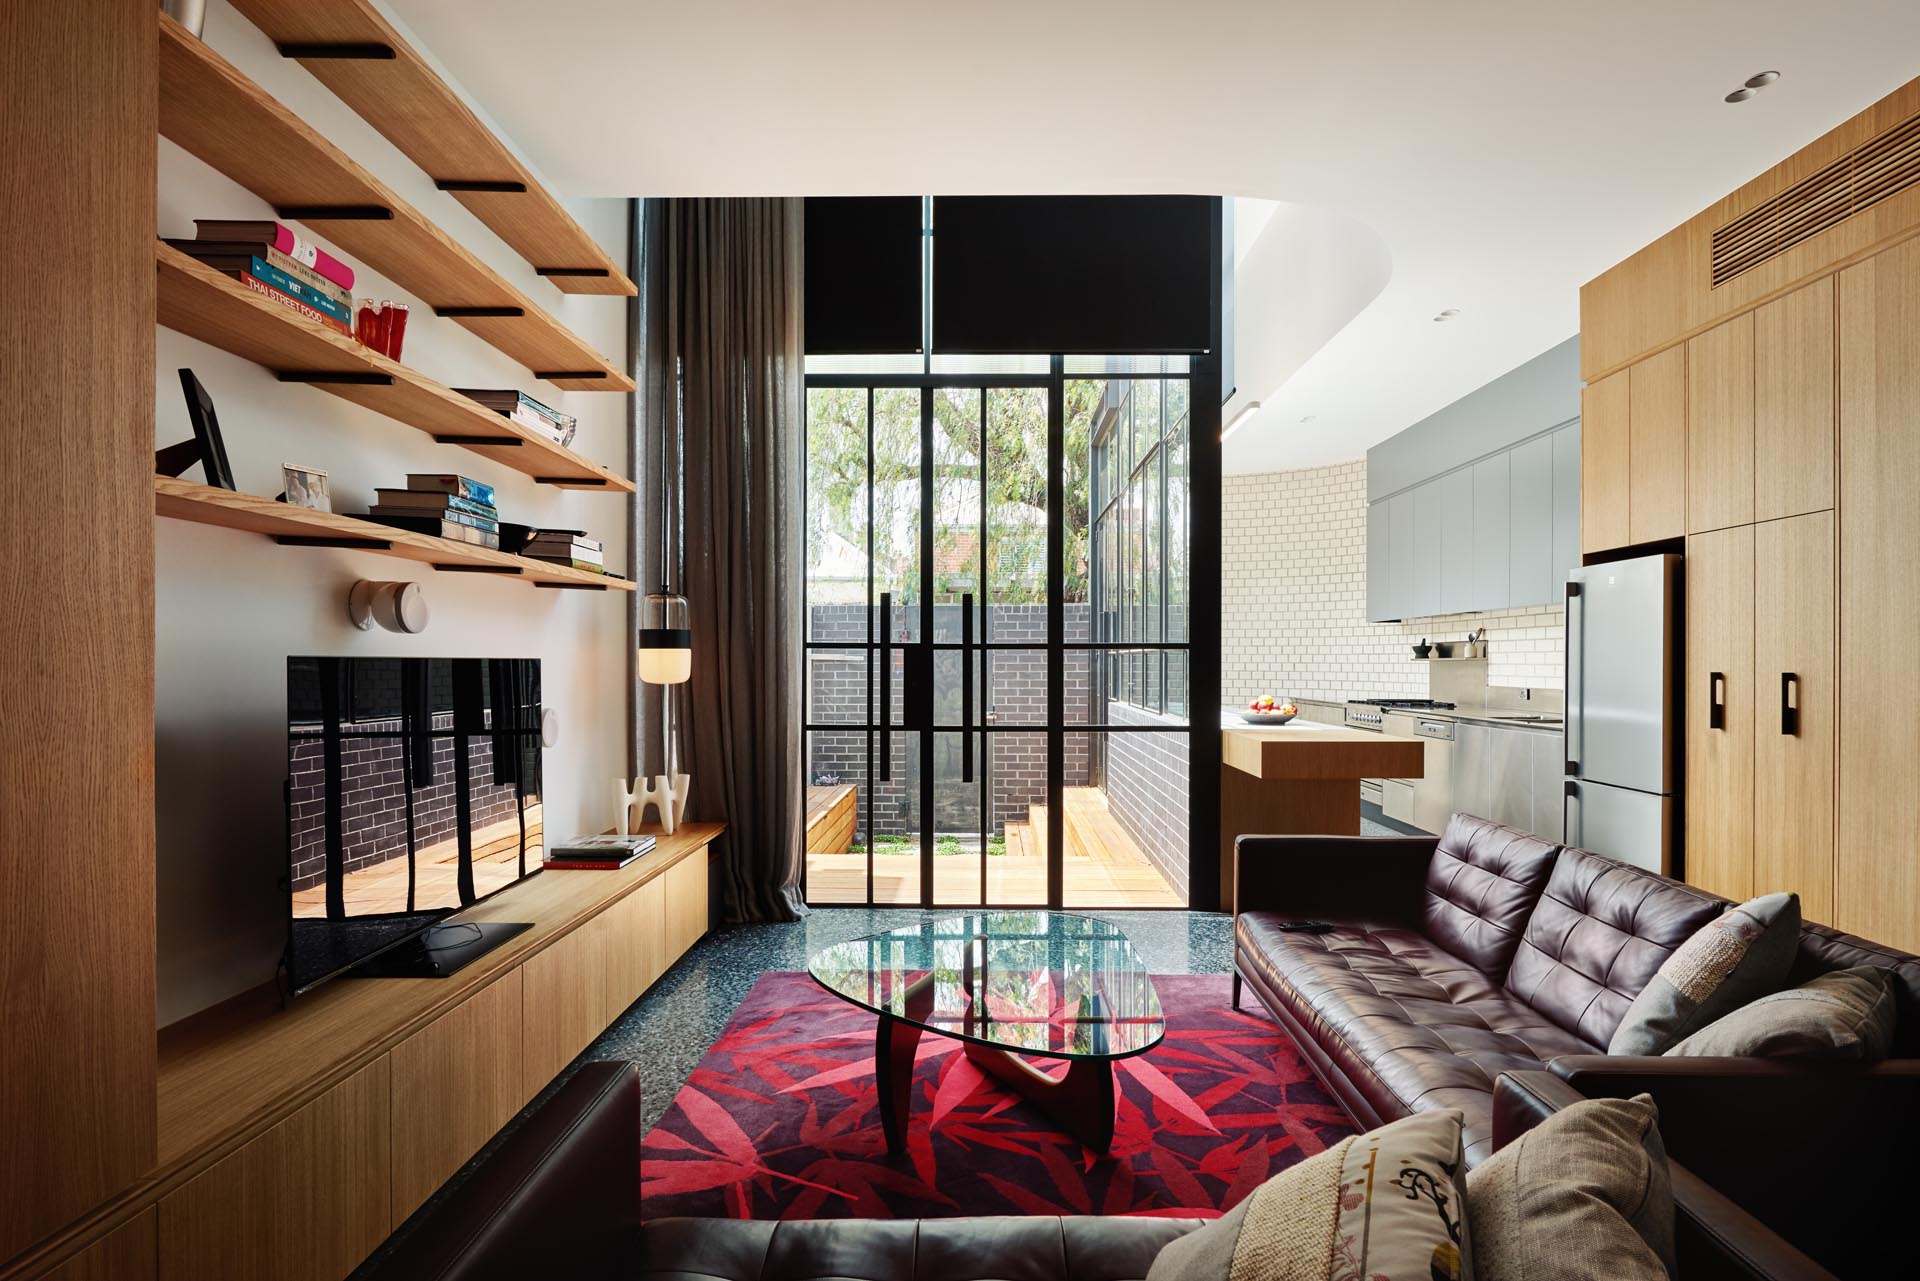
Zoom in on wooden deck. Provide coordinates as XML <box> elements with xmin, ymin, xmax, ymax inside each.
<box><xmin>805</xmin><ymin>787</ymin><xmax>1184</xmax><ymax>907</ymax></box>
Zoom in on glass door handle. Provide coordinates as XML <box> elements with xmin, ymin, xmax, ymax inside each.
<box><xmin>962</xmin><ymin>593</ymin><xmax>974</xmax><ymax>782</ymax></box>
<box><xmin>879</xmin><ymin>591</ymin><xmax>892</xmax><ymax>782</ymax></box>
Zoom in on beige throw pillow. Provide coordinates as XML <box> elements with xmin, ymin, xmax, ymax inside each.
<box><xmin>1667</xmin><ymin>965</ymin><xmax>1897</xmax><ymax>1060</ymax></box>
<box><xmin>1146</xmin><ymin>1109</ymin><xmax>1469</xmax><ymax>1281</ymax></box>
<box><xmin>1609</xmin><ymin>892</ymin><xmax>1800</xmax><ymax>1056</ymax></box>
<box><xmin>1466</xmin><ymin>1094</ymin><xmax>1674</xmax><ymax>1281</ymax></box>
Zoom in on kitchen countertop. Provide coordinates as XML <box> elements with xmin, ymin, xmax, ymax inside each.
<box><xmin>1220</xmin><ymin>713</ymin><xmax>1425</xmax><ymax>780</ymax></box>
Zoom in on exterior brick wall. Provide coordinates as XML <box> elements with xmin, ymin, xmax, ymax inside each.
<box><xmin>1100</xmin><ymin>705</ymin><xmax>1190</xmax><ymax>899</ymax></box>
<box><xmin>1224</xmin><ymin>460</ymin><xmax>1566</xmax><ymax>703</ymax></box>
<box><xmin>288</xmin><ymin>713</ymin><xmax>527</xmax><ymax>891</ymax></box>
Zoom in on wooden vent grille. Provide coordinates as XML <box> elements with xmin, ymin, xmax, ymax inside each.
<box><xmin>1711</xmin><ymin>111</ymin><xmax>1920</xmax><ymax>287</ymax></box>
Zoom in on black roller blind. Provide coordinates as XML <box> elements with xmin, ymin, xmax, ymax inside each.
<box><xmin>931</xmin><ymin>196</ymin><xmax>1215</xmax><ymax>354</ymax></box>
<box><xmin>803</xmin><ymin>197</ymin><xmax>923</xmax><ymax>354</ymax></box>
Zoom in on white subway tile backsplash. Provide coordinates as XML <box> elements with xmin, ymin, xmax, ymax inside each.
<box><xmin>1222</xmin><ymin>459</ymin><xmax>1565</xmax><ymax>704</ymax></box>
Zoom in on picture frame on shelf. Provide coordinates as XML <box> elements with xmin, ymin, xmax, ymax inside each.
<box><xmin>280</xmin><ymin>463</ymin><xmax>332</xmax><ymax>513</ymax></box>
<box><xmin>156</xmin><ymin>368</ymin><xmax>236</xmax><ymax>490</ymax></box>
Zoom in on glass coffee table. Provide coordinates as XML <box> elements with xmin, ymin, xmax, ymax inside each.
<box><xmin>807</xmin><ymin>911</ymin><xmax>1164</xmax><ymax>1156</ymax></box>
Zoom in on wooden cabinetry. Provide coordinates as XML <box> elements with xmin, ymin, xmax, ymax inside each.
<box><xmin>1581</xmin><ymin>370</ymin><xmax>1630</xmax><ymax>553</ymax></box>
<box><xmin>158</xmin><ymin>1060</ymin><xmax>390</xmax><ymax>1281</ymax></box>
<box><xmin>1628</xmin><ymin>345</ymin><xmax>1687</xmax><ymax>544</ymax></box>
<box><xmin>389</xmin><ymin>971</ymin><xmax>525</xmax><ymax>1222</ymax></box>
<box><xmin>1687</xmin><ymin>311</ymin><xmax>1754</xmax><ymax>533</ymax></box>
<box><xmin>522</xmin><ymin>918</ymin><xmax>608</xmax><ymax>1101</ymax></box>
<box><xmin>1753</xmin><ymin>512</ymin><xmax>1835</xmax><ymax>923</ymax></box>
<box><xmin>604</xmin><ymin>874</ymin><xmax>670</xmax><ymax>1023</ymax></box>
<box><xmin>45</xmin><ymin>1212</ymin><xmax>155</xmax><ymax>1281</ymax></box>
<box><xmin>1684</xmin><ymin>525</ymin><xmax>1755</xmax><ymax>902</ymax></box>
<box><xmin>665</xmin><ymin>849</ymin><xmax>712</xmax><ymax>961</ymax></box>
<box><xmin>1684</xmin><ymin>515</ymin><xmax>1835</xmax><ymax>914</ymax></box>
<box><xmin>1837</xmin><ymin>246</ymin><xmax>1920</xmax><ymax>952</ymax></box>
<box><xmin>1754</xmin><ymin>280</ymin><xmax>1836</xmax><ymax>521</ymax></box>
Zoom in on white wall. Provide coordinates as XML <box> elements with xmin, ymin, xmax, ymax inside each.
<box><xmin>155</xmin><ymin>2</ymin><xmax>631</xmax><ymax>1025</ymax></box>
<box><xmin>1224</xmin><ymin>461</ymin><xmax>1563</xmax><ymax>706</ymax></box>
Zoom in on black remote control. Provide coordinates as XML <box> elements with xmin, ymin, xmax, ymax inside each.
<box><xmin>1277</xmin><ymin>919</ymin><xmax>1336</xmax><ymax>933</ymax></box>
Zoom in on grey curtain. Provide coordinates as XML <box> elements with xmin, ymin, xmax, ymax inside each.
<box><xmin>635</xmin><ymin>198</ymin><xmax>806</xmax><ymax>923</ymax></box>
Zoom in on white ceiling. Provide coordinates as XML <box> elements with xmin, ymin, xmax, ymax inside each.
<box><xmin>386</xmin><ymin>0</ymin><xmax>1920</xmax><ymax>473</ymax></box>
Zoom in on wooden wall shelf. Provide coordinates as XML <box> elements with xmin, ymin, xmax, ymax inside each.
<box><xmin>157</xmin><ymin>243</ymin><xmax>635</xmax><ymax>492</ymax></box>
<box><xmin>158</xmin><ymin>14</ymin><xmax>633</xmax><ymax>390</ymax></box>
<box><xmin>155</xmin><ymin>476</ymin><xmax>635</xmax><ymax>591</ymax></box>
<box><xmin>226</xmin><ymin>0</ymin><xmax>636</xmax><ymax>297</ymax></box>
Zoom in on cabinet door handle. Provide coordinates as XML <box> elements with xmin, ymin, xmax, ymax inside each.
<box><xmin>1709</xmin><ymin>671</ymin><xmax>1726</xmax><ymax>731</ymax></box>
<box><xmin>1780</xmin><ymin>672</ymin><xmax>1800</xmax><ymax>737</ymax></box>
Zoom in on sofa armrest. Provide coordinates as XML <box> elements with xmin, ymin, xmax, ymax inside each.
<box><xmin>1233</xmin><ymin>833</ymin><xmax>1436</xmax><ymax>921</ymax></box>
<box><xmin>1550</xmin><ymin>1056</ymin><xmax>1920</xmax><ymax>1280</ymax></box>
<box><xmin>361</xmin><ymin>1061</ymin><xmax>644</xmax><ymax>1281</ymax></box>
<box><xmin>1493</xmin><ymin>1073</ymin><xmax>1838</xmax><ymax>1281</ymax></box>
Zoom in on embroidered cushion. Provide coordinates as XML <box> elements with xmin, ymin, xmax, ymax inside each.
<box><xmin>1466</xmin><ymin>1094</ymin><xmax>1674</xmax><ymax>1281</ymax></box>
<box><xmin>1607</xmin><ymin>892</ymin><xmax>1800</xmax><ymax>1056</ymax></box>
<box><xmin>1146</xmin><ymin>1109</ymin><xmax>1469</xmax><ymax>1281</ymax></box>
<box><xmin>1667</xmin><ymin>964</ymin><xmax>1897</xmax><ymax>1060</ymax></box>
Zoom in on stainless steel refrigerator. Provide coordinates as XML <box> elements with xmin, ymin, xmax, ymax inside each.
<box><xmin>1563</xmin><ymin>553</ymin><xmax>1681</xmax><ymax>873</ymax></box>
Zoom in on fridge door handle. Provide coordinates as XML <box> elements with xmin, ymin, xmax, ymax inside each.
<box><xmin>1563</xmin><ymin>579</ymin><xmax>1583</xmax><ymax>775</ymax></box>
<box><xmin>1563</xmin><ymin>779</ymin><xmax>1582</xmax><ymax>847</ymax></box>
<box><xmin>1780</xmin><ymin>672</ymin><xmax>1799</xmax><ymax>736</ymax></box>
<box><xmin>1709</xmin><ymin>671</ymin><xmax>1726</xmax><ymax>731</ymax></box>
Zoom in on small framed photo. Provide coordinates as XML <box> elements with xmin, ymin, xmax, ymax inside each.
<box><xmin>282</xmin><ymin>463</ymin><xmax>332</xmax><ymax>513</ymax></box>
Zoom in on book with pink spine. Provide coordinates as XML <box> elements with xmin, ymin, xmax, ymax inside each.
<box><xmin>192</xmin><ymin>219</ymin><xmax>356</xmax><ymax>291</ymax></box>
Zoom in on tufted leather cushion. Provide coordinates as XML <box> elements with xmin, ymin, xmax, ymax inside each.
<box><xmin>638</xmin><ymin>1216</ymin><xmax>1205</xmax><ymax>1281</ymax></box>
<box><xmin>1505</xmin><ymin>846</ymin><xmax>1726</xmax><ymax>1048</ymax></box>
<box><xmin>1421</xmin><ymin>814</ymin><xmax>1562</xmax><ymax>975</ymax></box>
<box><xmin>1236</xmin><ymin>913</ymin><xmax>1597</xmax><ymax>1166</ymax></box>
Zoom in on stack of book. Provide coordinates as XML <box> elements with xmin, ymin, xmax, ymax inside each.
<box><xmin>515</xmin><ymin>528</ymin><xmax>604</xmax><ymax>574</ymax></box>
<box><xmin>544</xmin><ymin>833</ymin><xmax>656</xmax><ymax>871</ymax></box>
<box><xmin>166</xmin><ymin>220</ymin><xmax>357</xmax><ymax>337</ymax></box>
<box><xmin>455</xmin><ymin>389</ymin><xmax>578</xmax><ymax>448</ymax></box>
<box><xmin>365</xmin><ymin>474</ymin><xmax>501</xmax><ymax>549</ymax></box>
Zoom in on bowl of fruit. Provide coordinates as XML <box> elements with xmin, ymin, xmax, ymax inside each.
<box><xmin>1240</xmin><ymin>696</ymin><xmax>1297</xmax><ymax>725</ymax></box>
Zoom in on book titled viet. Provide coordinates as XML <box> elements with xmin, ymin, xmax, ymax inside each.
<box><xmin>192</xmin><ymin>219</ymin><xmax>355</xmax><ymax>291</ymax></box>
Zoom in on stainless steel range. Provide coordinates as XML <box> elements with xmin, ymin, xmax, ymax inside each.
<box><xmin>1343</xmin><ymin>697</ymin><xmax>1456</xmax><ymax>730</ymax></box>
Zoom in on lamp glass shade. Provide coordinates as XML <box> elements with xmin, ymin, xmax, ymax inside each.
<box><xmin>639</xmin><ymin>589</ymin><xmax>692</xmax><ymax>685</ymax></box>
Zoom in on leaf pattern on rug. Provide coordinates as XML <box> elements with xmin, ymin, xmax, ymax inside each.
<box><xmin>640</xmin><ymin>972</ymin><xmax>1356</xmax><ymax>1220</ymax></box>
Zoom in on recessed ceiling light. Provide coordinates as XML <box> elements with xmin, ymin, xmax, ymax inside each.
<box><xmin>1433</xmin><ymin>308</ymin><xmax>1461</xmax><ymax>322</ymax></box>
<box><xmin>1725</xmin><ymin>87</ymin><xmax>1759</xmax><ymax>104</ymax></box>
<box><xmin>1299</xmin><ymin>414</ymin><xmax>1317</xmax><ymax>424</ymax></box>
<box><xmin>1221</xmin><ymin>400</ymin><xmax>1262</xmax><ymax>442</ymax></box>
<box><xmin>1745</xmin><ymin>70</ymin><xmax>1781</xmax><ymax>89</ymax></box>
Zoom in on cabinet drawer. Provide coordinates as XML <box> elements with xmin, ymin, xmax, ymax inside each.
<box><xmin>523</xmin><ymin>916</ymin><xmax>609</xmax><ymax>1099</ymax></box>
<box><xmin>665</xmin><ymin>849</ymin><xmax>710</xmax><ymax>961</ymax></box>
<box><xmin>605</xmin><ymin>875</ymin><xmax>669</xmax><ymax>1023</ymax></box>
<box><xmin>390</xmin><ymin>972</ymin><xmax>524</xmax><ymax>1222</ymax></box>
<box><xmin>159</xmin><ymin>1060</ymin><xmax>390</xmax><ymax>1281</ymax></box>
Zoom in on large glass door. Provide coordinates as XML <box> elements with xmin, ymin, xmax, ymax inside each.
<box><xmin>804</xmin><ymin>365</ymin><xmax>1193</xmax><ymax>910</ymax></box>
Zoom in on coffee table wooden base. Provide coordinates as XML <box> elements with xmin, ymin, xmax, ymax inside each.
<box><xmin>962</xmin><ymin>1042</ymin><xmax>1117</xmax><ymax>1153</ymax></box>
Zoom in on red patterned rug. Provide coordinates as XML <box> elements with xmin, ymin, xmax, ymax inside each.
<box><xmin>639</xmin><ymin>971</ymin><xmax>1356</xmax><ymax>1220</ymax></box>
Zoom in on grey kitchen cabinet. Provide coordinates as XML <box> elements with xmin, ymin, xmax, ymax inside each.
<box><xmin>1551</xmin><ymin>422</ymin><xmax>1581</xmax><ymax>604</ymax></box>
<box><xmin>1454</xmin><ymin>721</ymin><xmax>1535</xmax><ymax>831</ymax></box>
<box><xmin>1439</xmin><ymin>468</ymin><xmax>1475</xmax><ymax>614</ymax></box>
<box><xmin>1389</xmin><ymin>491</ymin><xmax>1416</xmax><ymax>620</ymax></box>
<box><xmin>1509</xmin><ymin>433</ymin><xmax>1555</xmax><ymax>607</ymax></box>
<box><xmin>1367</xmin><ymin>498</ymin><xmax>1393</xmax><ymax>622</ymax></box>
<box><xmin>1472</xmin><ymin>454</ymin><xmax>1511</xmax><ymax>611</ymax></box>
<box><xmin>1413</xmin><ymin>481</ymin><xmax>1444</xmax><ymax>617</ymax></box>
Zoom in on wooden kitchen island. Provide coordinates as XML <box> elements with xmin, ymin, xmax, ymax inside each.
<box><xmin>1217</xmin><ymin>719</ymin><xmax>1426</xmax><ymax>911</ymax></box>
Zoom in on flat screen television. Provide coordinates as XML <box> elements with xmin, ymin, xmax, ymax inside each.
<box><xmin>285</xmin><ymin>656</ymin><xmax>545</xmax><ymax>994</ymax></box>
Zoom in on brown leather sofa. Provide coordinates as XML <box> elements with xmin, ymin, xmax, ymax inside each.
<box><xmin>1232</xmin><ymin>813</ymin><xmax>1920</xmax><ymax>1278</ymax></box>
<box><xmin>360</xmin><ymin>1059</ymin><xmax>1836</xmax><ymax>1281</ymax></box>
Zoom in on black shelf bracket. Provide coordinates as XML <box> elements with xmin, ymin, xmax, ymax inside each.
<box><xmin>278</xmin><ymin>371</ymin><xmax>393</xmax><ymax>386</ymax></box>
<box><xmin>436</xmin><ymin>179</ymin><xmax>527</xmax><ymax>194</ymax></box>
<box><xmin>275</xmin><ymin>205</ymin><xmax>392</xmax><ymax>222</ymax></box>
<box><xmin>533</xmin><ymin>370</ymin><xmax>608</xmax><ymax>381</ymax></box>
<box><xmin>536</xmin><ymin>267</ymin><xmax>612</xmax><ymax>278</ymax></box>
<box><xmin>534</xmin><ymin>476</ymin><xmax>608</xmax><ymax>486</ymax></box>
<box><xmin>434</xmin><ymin>306</ymin><xmax>525</xmax><ymax>318</ymax></box>
<box><xmin>277</xmin><ymin>41</ymin><xmax>396</xmax><ymax>59</ymax></box>
<box><xmin>274</xmin><ymin>535</ymin><xmax>392</xmax><ymax>550</ymax></box>
<box><xmin>534</xmin><ymin>582</ymin><xmax>610</xmax><ymax>591</ymax></box>
<box><xmin>434</xmin><ymin>564</ymin><xmax>524</xmax><ymax>574</ymax></box>
<box><xmin>433</xmin><ymin>435</ymin><xmax>521</xmax><ymax>446</ymax></box>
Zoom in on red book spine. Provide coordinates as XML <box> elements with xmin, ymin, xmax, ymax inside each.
<box><xmin>541</xmin><ymin>859</ymin><xmax>630</xmax><ymax>870</ymax></box>
<box><xmin>269</xmin><ymin>223</ymin><xmax>356</xmax><ymax>291</ymax></box>
<box><xmin>241</xmin><ymin>272</ymin><xmax>352</xmax><ymax>337</ymax></box>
